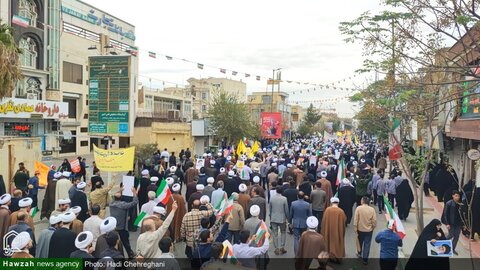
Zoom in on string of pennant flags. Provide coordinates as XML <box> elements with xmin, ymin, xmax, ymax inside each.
<box><xmin>288</xmin><ymin>95</ymin><xmax>353</xmax><ymax>104</ymax></box>
<box><xmin>123</xmin><ymin>45</ymin><xmax>366</xmax><ymax>91</ymax></box>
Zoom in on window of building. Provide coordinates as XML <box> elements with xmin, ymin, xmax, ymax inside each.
<box><xmin>80</xmin><ymin>141</ymin><xmax>89</xmax><ymax>147</ymax></box>
<box><xmin>201</xmin><ymin>92</ymin><xmax>208</xmax><ymax>100</ymax></box>
<box><xmin>184</xmin><ymin>101</ymin><xmax>192</xmax><ymax>113</ymax></box>
<box><xmin>202</xmin><ymin>104</ymin><xmax>207</xmax><ymax>112</ymax></box>
<box><xmin>18</xmin><ymin>0</ymin><xmax>37</xmax><ymax>27</ymax></box>
<box><xmin>145</xmin><ymin>95</ymin><xmax>153</xmax><ymax>111</ymax></box>
<box><xmin>4</xmin><ymin>123</ymin><xmax>34</xmax><ymax>137</ymax></box>
<box><xmin>292</xmin><ymin>114</ymin><xmax>299</xmax><ymax>121</ymax></box>
<box><xmin>60</xmin><ymin>130</ymin><xmax>76</xmax><ymax>154</ymax></box>
<box><xmin>262</xmin><ymin>95</ymin><xmax>272</xmax><ymax>104</ymax></box>
<box><xmin>80</xmin><ymin>127</ymin><xmax>88</xmax><ymax>133</ymax></box>
<box><xmin>19</xmin><ymin>38</ymin><xmax>37</xmax><ymax>68</ymax></box>
<box><xmin>63</xmin><ymin>61</ymin><xmax>83</xmax><ymax>84</ymax></box>
<box><xmin>63</xmin><ymin>98</ymin><xmax>77</xmax><ymax>119</ymax></box>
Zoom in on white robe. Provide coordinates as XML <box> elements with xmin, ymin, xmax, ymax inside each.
<box><xmin>55</xmin><ymin>178</ymin><xmax>72</xmax><ymax>205</ymax></box>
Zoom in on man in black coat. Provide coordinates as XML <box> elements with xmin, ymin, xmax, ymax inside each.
<box><xmin>70</xmin><ymin>231</ymin><xmax>94</xmax><ymax>258</ymax></box>
<box><xmin>49</xmin><ymin>212</ymin><xmax>77</xmax><ymax>257</ymax></box>
<box><xmin>283</xmin><ymin>179</ymin><xmax>299</xmax><ymax>210</ymax></box>
<box><xmin>138</xmin><ymin>170</ymin><xmax>151</xmax><ymax>209</ymax></box>
<box><xmin>71</xmin><ymin>182</ymin><xmax>90</xmax><ymax>222</ymax></box>
<box><xmin>224</xmin><ymin>171</ymin><xmax>241</xmax><ymax>197</ymax></box>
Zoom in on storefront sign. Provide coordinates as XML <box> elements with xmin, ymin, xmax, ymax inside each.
<box><xmin>0</xmin><ymin>98</ymin><xmax>68</xmax><ymax>119</ymax></box>
<box><xmin>460</xmin><ymin>81</ymin><xmax>480</xmax><ymax>119</ymax></box>
<box><xmin>61</xmin><ymin>6</ymin><xmax>136</xmax><ymax>41</ymax></box>
<box><xmin>88</xmin><ymin>56</ymin><xmax>132</xmax><ymax>136</ymax></box>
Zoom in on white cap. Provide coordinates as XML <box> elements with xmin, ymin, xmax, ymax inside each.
<box><xmin>239</xmin><ymin>184</ymin><xmax>247</xmax><ymax>192</ymax></box>
<box><xmin>60</xmin><ymin>212</ymin><xmax>75</xmax><ymax>223</ymax></box>
<box><xmin>166</xmin><ymin>177</ymin><xmax>174</xmax><ymax>185</ymax></box>
<box><xmin>62</xmin><ymin>171</ymin><xmax>71</xmax><ymax>178</ymax></box>
<box><xmin>207</xmin><ymin>177</ymin><xmax>214</xmax><ymax>184</ymax></box>
<box><xmin>54</xmin><ymin>172</ymin><xmax>62</xmax><ymax>179</ymax></box>
<box><xmin>220</xmin><ymin>167</ymin><xmax>226</xmax><ymax>173</ymax></box>
<box><xmin>18</xmin><ymin>197</ymin><xmax>33</xmax><ymax>208</ymax></box>
<box><xmin>207</xmin><ymin>153</ymin><xmax>212</xmax><ymax>157</ymax></box>
<box><xmin>203</xmin><ymin>153</ymin><xmax>208</xmax><ymax>157</ymax></box>
<box><xmin>11</xmin><ymin>231</ymin><xmax>31</xmax><ymax>250</ymax></box>
<box><xmin>217</xmin><ymin>152</ymin><xmax>222</xmax><ymax>156</ymax></box>
<box><xmin>353</xmin><ymin>161</ymin><xmax>358</xmax><ymax>166</ymax></box>
<box><xmin>100</xmin><ymin>217</ymin><xmax>117</xmax><ymax>234</ymax></box>
<box><xmin>172</xmin><ymin>183</ymin><xmax>181</xmax><ymax>192</ymax></box>
<box><xmin>58</xmin><ymin>198</ymin><xmax>71</xmax><ymax>205</ymax></box>
<box><xmin>253</xmin><ymin>176</ymin><xmax>260</xmax><ymax>183</ymax></box>
<box><xmin>49</xmin><ymin>215</ymin><xmax>61</xmax><ymax>225</ymax></box>
<box><xmin>287</xmin><ymin>164</ymin><xmax>293</xmax><ymax>168</ymax></box>
<box><xmin>0</xmin><ymin>194</ymin><xmax>11</xmax><ymax>205</ymax></box>
<box><xmin>210</xmin><ymin>160</ymin><xmax>216</xmax><ymax>165</ymax></box>
<box><xmin>170</xmin><ymin>166</ymin><xmax>177</xmax><ymax>172</ymax></box>
<box><xmin>200</xmin><ymin>195</ymin><xmax>210</xmax><ymax>204</ymax></box>
<box><xmin>241</xmin><ymin>155</ymin><xmax>247</xmax><ymax>161</ymax></box>
<box><xmin>150</xmin><ymin>176</ymin><xmax>159</xmax><ymax>182</ymax></box>
<box><xmin>387</xmin><ymin>220</ymin><xmax>395</xmax><ymax>230</ymax></box>
<box><xmin>250</xmin><ymin>205</ymin><xmax>260</xmax><ymax>217</ymax></box>
<box><xmin>196</xmin><ymin>184</ymin><xmax>205</xmax><ymax>191</ymax></box>
<box><xmin>77</xmin><ymin>181</ymin><xmax>86</xmax><ymax>189</ymax></box>
<box><xmin>228</xmin><ymin>171</ymin><xmax>235</xmax><ymax>176</ymax></box>
<box><xmin>320</xmin><ymin>171</ymin><xmax>327</xmax><ymax>178</ymax></box>
<box><xmin>70</xmin><ymin>206</ymin><xmax>81</xmax><ymax>215</ymax></box>
<box><xmin>350</xmin><ymin>156</ymin><xmax>355</xmax><ymax>161</ymax></box>
<box><xmin>141</xmin><ymin>169</ymin><xmax>149</xmax><ymax>176</ymax></box>
<box><xmin>330</xmin><ymin>197</ymin><xmax>340</xmax><ymax>204</ymax></box>
<box><xmin>273</xmin><ymin>158</ymin><xmax>278</xmax><ymax>162</ymax></box>
<box><xmin>226</xmin><ymin>156</ymin><xmax>232</xmax><ymax>161</ymax></box>
<box><xmin>306</xmin><ymin>216</ymin><xmax>319</xmax><ymax>229</ymax></box>
<box><xmin>360</xmin><ymin>158</ymin><xmax>366</xmax><ymax>163</ymax></box>
<box><xmin>153</xmin><ymin>206</ymin><xmax>166</xmax><ymax>215</ymax></box>
<box><xmin>75</xmin><ymin>231</ymin><xmax>94</xmax><ymax>249</ymax></box>
<box><xmin>271</xmin><ymin>163</ymin><xmax>277</xmax><ymax>166</ymax></box>
<box><xmin>291</xmin><ymin>160</ymin><xmax>295</xmax><ymax>164</ymax></box>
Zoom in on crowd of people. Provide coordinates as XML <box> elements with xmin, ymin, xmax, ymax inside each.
<box><xmin>0</xmin><ymin>137</ymin><xmax>478</xmax><ymax>270</ymax></box>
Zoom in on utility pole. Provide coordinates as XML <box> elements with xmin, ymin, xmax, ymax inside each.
<box><xmin>271</xmin><ymin>69</ymin><xmax>275</xmax><ymax>112</ymax></box>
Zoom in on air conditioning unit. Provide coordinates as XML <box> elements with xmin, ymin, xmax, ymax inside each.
<box><xmin>26</xmin><ymin>93</ymin><xmax>37</xmax><ymax>100</ymax></box>
<box><xmin>167</xmin><ymin>110</ymin><xmax>180</xmax><ymax>120</ymax></box>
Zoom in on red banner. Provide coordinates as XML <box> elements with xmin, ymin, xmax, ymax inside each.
<box><xmin>261</xmin><ymin>112</ymin><xmax>282</xmax><ymax>139</ymax></box>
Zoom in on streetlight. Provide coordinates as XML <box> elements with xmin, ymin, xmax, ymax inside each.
<box><xmin>271</xmin><ymin>68</ymin><xmax>282</xmax><ymax>112</ymax></box>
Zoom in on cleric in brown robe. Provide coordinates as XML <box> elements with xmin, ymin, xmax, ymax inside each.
<box><xmin>296</xmin><ymin>216</ymin><xmax>327</xmax><ymax>270</ymax></box>
<box><xmin>171</xmin><ymin>183</ymin><xmax>187</xmax><ymax>241</ymax></box>
<box><xmin>321</xmin><ymin>197</ymin><xmax>346</xmax><ymax>262</ymax></box>
<box><xmin>41</xmin><ymin>172</ymin><xmax>61</xmax><ymax>219</ymax></box>
<box><xmin>318</xmin><ymin>171</ymin><xmax>333</xmax><ymax>209</ymax></box>
<box><xmin>238</xmin><ymin>184</ymin><xmax>251</xmax><ymax>218</ymax></box>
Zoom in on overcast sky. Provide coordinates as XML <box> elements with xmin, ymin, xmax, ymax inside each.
<box><xmin>82</xmin><ymin>0</ymin><xmax>383</xmax><ymax>117</ymax></box>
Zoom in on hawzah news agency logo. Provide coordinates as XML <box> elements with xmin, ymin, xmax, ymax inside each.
<box><xmin>3</xmin><ymin>230</ymin><xmax>18</xmax><ymax>256</ymax></box>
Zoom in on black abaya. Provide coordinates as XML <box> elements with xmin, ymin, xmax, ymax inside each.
<box><xmin>338</xmin><ymin>185</ymin><xmax>356</xmax><ymax>224</ymax></box>
<box><xmin>405</xmin><ymin>219</ymin><xmax>449</xmax><ymax>270</ymax></box>
<box><xmin>396</xmin><ymin>179</ymin><xmax>414</xmax><ymax>220</ymax></box>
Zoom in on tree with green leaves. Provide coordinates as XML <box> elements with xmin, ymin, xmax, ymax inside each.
<box><xmin>208</xmin><ymin>91</ymin><xmax>259</xmax><ymax>145</ymax></box>
<box><xmin>0</xmin><ymin>20</ymin><xmax>22</xmax><ymax>98</ymax></box>
<box><xmin>340</xmin><ymin>0</ymin><xmax>480</xmax><ymax>235</ymax></box>
<box><xmin>303</xmin><ymin>103</ymin><xmax>321</xmax><ymax>127</ymax></box>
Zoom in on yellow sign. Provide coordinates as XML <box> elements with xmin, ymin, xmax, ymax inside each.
<box><xmin>34</xmin><ymin>161</ymin><xmax>49</xmax><ymax>186</ymax></box>
<box><xmin>93</xmin><ymin>144</ymin><xmax>135</xmax><ymax>172</ymax></box>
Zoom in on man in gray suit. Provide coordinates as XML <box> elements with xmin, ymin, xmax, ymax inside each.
<box><xmin>269</xmin><ymin>185</ymin><xmax>289</xmax><ymax>255</ymax></box>
<box><xmin>289</xmin><ymin>191</ymin><xmax>312</xmax><ymax>256</ymax></box>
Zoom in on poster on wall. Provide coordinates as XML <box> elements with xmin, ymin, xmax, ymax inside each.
<box><xmin>261</xmin><ymin>112</ymin><xmax>282</xmax><ymax>139</ymax></box>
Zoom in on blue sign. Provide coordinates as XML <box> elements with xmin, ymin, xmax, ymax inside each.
<box><xmin>61</xmin><ymin>6</ymin><xmax>136</xmax><ymax>41</ymax></box>
<box><xmin>118</xmin><ymin>123</ymin><xmax>129</xmax><ymax>134</ymax></box>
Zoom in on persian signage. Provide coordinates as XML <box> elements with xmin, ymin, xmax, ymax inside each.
<box><xmin>88</xmin><ymin>56</ymin><xmax>132</xmax><ymax>136</ymax></box>
<box><xmin>0</xmin><ymin>98</ymin><xmax>68</xmax><ymax>119</ymax></box>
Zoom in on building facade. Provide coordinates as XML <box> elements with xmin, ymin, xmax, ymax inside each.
<box><xmin>187</xmin><ymin>77</ymin><xmax>247</xmax><ymax>119</ymax></box>
<box><xmin>58</xmin><ymin>0</ymin><xmax>137</xmax><ymax>154</ymax></box>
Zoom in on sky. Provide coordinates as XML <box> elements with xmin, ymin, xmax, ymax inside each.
<box><xmin>82</xmin><ymin>0</ymin><xmax>384</xmax><ymax>118</ymax></box>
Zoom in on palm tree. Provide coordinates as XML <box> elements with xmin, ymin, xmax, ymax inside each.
<box><xmin>0</xmin><ymin>20</ymin><xmax>22</xmax><ymax>98</ymax></box>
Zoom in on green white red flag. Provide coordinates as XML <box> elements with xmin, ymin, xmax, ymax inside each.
<box><xmin>389</xmin><ymin>118</ymin><xmax>402</xmax><ymax>160</ymax></box>
<box><xmin>383</xmin><ymin>196</ymin><xmax>406</xmax><ymax>239</ymax></box>
<box><xmin>214</xmin><ymin>193</ymin><xmax>234</xmax><ymax>217</ymax></box>
<box><xmin>222</xmin><ymin>240</ymin><xmax>239</xmax><ymax>265</ymax></box>
<box><xmin>253</xmin><ymin>221</ymin><xmax>270</xmax><ymax>247</ymax></box>
<box><xmin>133</xmin><ymin>211</ymin><xmax>147</xmax><ymax>227</ymax></box>
<box><xmin>156</xmin><ymin>179</ymin><xmax>171</xmax><ymax>205</ymax></box>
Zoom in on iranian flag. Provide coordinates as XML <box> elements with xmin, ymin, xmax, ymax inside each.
<box><xmin>30</xmin><ymin>207</ymin><xmax>38</xmax><ymax>218</ymax></box>
<box><xmin>133</xmin><ymin>211</ymin><xmax>147</xmax><ymax>227</ymax></box>
<box><xmin>222</xmin><ymin>240</ymin><xmax>239</xmax><ymax>265</ymax></box>
<box><xmin>214</xmin><ymin>193</ymin><xmax>234</xmax><ymax>217</ymax></box>
<box><xmin>383</xmin><ymin>196</ymin><xmax>406</xmax><ymax>239</ymax></box>
<box><xmin>253</xmin><ymin>221</ymin><xmax>270</xmax><ymax>247</ymax></box>
<box><xmin>389</xmin><ymin>118</ymin><xmax>402</xmax><ymax>160</ymax></box>
<box><xmin>336</xmin><ymin>159</ymin><xmax>345</xmax><ymax>186</ymax></box>
<box><xmin>148</xmin><ymin>51</ymin><xmax>156</xmax><ymax>58</ymax></box>
<box><xmin>156</xmin><ymin>180</ymin><xmax>171</xmax><ymax>205</ymax></box>
<box><xmin>12</xmin><ymin>15</ymin><xmax>29</xmax><ymax>27</ymax></box>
